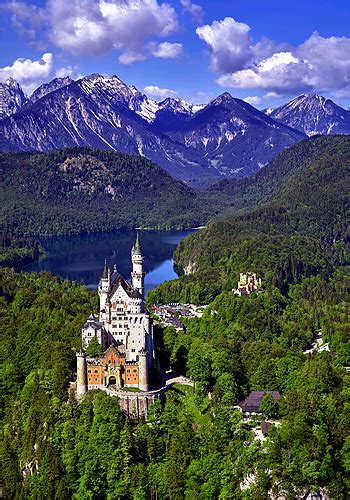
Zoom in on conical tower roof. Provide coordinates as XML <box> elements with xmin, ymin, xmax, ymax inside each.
<box><xmin>132</xmin><ymin>232</ymin><xmax>143</xmax><ymax>255</ymax></box>
<box><xmin>102</xmin><ymin>258</ymin><xmax>108</xmax><ymax>278</ymax></box>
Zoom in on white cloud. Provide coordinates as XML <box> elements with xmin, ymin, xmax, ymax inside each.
<box><xmin>5</xmin><ymin>0</ymin><xmax>179</xmax><ymax>61</ymax></box>
<box><xmin>0</xmin><ymin>53</ymin><xmax>54</xmax><ymax>92</ymax></box>
<box><xmin>180</xmin><ymin>0</ymin><xmax>204</xmax><ymax>24</ymax></box>
<box><xmin>118</xmin><ymin>52</ymin><xmax>146</xmax><ymax>65</ymax></box>
<box><xmin>149</xmin><ymin>41</ymin><xmax>183</xmax><ymax>59</ymax></box>
<box><xmin>55</xmin><ymin>65</ymin><xmax>79</xmax><ymax>78</ymax></box>
<box><xmin>0</xmin><ymin>53</ymin><xmax>81</xmax><ymax>93</ymax></box>
<box><xmin>196</xmin><ymin>17</ymin><xmax>252</xmax><ymax>73</ymax></box>
<box><xmin>243</xmin><ymin>96</ymin><xmax>261</xmax><ymax>106</ymax></box>
<box><xmin>144</xmin><ymin>85</ymin><xmax>178</xmax><ymax>98</ymax></box>
<box><xmin>296</xmin><ymin>33</ymin><xmax>350</xmax><ymax>92</ymax></box>
<box><xmin>264</xmin><ymin>91</ymin><xmax>279</xmax><ymax>99</ymax></box>
<box><xmin>198</xmin><ymin>19</ymin><xmax>350</xmax><ymax>97</ymax></box>
<box><xmin>4</xmin><ymin>1</ymin><xmax>47</xmax><ymax>43</ymax></box>
<box><xmin>217</xmin><ymin>52</ymin><xmax>307</xmax><ymax>93</ymax></box>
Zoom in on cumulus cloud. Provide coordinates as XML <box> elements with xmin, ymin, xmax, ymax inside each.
<box><xmin>196</xmin><ymin>17</ymin><xmax>252</xmax><ymax>73</ymax></box>
<box><xmin>0</xmin><ymin>53</ymin><xmax>81</xmax><ymax>93</ymax></box>
<box><xmin>118</xmin><ymin>52</ymin><xmax>146</xmax><ymax>65</ymax></box>
<box><xmin>0</xmin><ymin>53</ymin><xmax>54</xmax><ymax>92</ymax></box>
<box><xmin>180</xmin><ymin>0</ymin><xmax>204</xmax><ymax>24</ymax></box>
<box><xmin>243</xmin><ymin>96</ymin><xmax>261</xmax><ymax>106</ymax></box>
<box><xmin>149</xmin><ymin>42</ymin><xmax>183</xmax><ymax>59</ymax></box>
<box><xmin>144</xmin><ymin>85</ymin><xmax>178</xmax><ymax>98</ymax></box>
<box><xmin>197</xmin><ymin>17</ymin><xmax>350</xmax><ymax>97</ymax></box>
<box><xmin>5</xmin><ymin>0</ymin><xmax>179</xmax><ymax>60</ymax></box>
<box><xmin>54</xmin><ymin>65</ymin><xmax>80</xmax><ymax>79</ymax></box>
<box><xmin>3</xmin><ymin>1</ymin><xmax>47</xmax><ymax>43</ymax></box>
<box><xmin>217</xmin><ymin>52</ymin><xmax>307</xmax><ymax>93</ymax></box>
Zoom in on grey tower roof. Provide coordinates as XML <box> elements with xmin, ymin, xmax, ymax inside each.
<box><xmin>132</xmin><ymin>232</ymin><xmax>143</xmax><ymax>256</ymax></box>
<box><xmin>102</xmin><ymin>258</ymin><xmax>108</xmax><ymax>279</ymax></box>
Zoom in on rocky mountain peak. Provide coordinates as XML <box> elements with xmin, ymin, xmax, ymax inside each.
<box><xmin>0</xmin><ymin>78</ymin><xmax>26</xmax><ymax>118</ymax></box>
<box><xmin>266</xmin><ymin>93</ymin><xmax>350</xmax><ymax>136</ymax></box>
<box><xmin>29</xmin><ymin>76</ymin><xmax>75</xmax><ymax>104</ymax></box>
<box><xmin>5</xmin><ymin>77</ymin><xmax>21</xmax><ymax>89</ymax></box>
<box><xmin>210</xmin><ymin>92</ymin><xmax>235</xmax><ymax>106</ymax></box>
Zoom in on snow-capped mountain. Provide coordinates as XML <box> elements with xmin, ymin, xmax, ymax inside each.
<box><xmin>159</xmin><ymin>92</ymin><xmax>305</xmax><ymax>177</ymax></box>
<box><xmin>29</xmin><ymin>76</ymin><xmax>74</xmax><ymax>104</ymax></box>
<box><xmin>0</xmin><ymin>74</ymin><xmax>305</xmax><ymax>184</ymax></box>
<box><xmin>265</xmin><ymin>94</ymin><xmax>350</xmax><ymax>136</ymax></box>
<box><xmin>0</xmin><ymin>78</ymin><xmax>27</xmax><ymax>119</ymax></box>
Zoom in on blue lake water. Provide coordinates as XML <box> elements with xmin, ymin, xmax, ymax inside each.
<box><xmin>22</xmin><ymin>230</ymin><xmax>196</xmax><ymax>291</ymax></box>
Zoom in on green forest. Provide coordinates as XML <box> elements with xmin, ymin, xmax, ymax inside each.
<box><xmin>2</xmin><ymin>136</ymin><xmax>345</xmax><ymax>239</ymax></box>
<box><xmin>0</xmin><ymin>269</ymin><xmax>349</xmax><ymax>498</ymax></box>
<box><xmin>0</xmin><ymin>148</ymin><xmax>221</xmax><ymax>236</ymax></box>
<box><xmin>148</xmin><ymin>135</ymin><xmax>349</xmax><ymax>304</ymax></box>
<box><xmin>0</xmin><ymin>234</ymin><xmax>40</xmax><ymax>268</ymax></box>
<box><xmin>0</xmin><ymin>135</ymin><xmax>349</xmax><ymax>498</ymax></box>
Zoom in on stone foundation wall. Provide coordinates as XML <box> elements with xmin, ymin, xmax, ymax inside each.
<box><xmin>104</xmin><ymin>386</ymin><xmax>166</xmax><ymax>418</ymax></box>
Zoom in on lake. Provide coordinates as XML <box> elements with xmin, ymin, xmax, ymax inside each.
<box><xmin>22</xmin><ymin>230</ymin><xmax>195</xmax><ymax>291</ymax></box>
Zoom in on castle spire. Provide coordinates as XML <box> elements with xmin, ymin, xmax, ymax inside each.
<box><xmin>131</xmin><ymin>232</ymin><xmax>145</xmax><ymax>296</ymax></box>
<box><xmin>102</xmin><ymin>258</ymin><xmax>108</xmax><ymax>279</ymax></box>
<box><xmin>132</xmin><ymin>232</ymin><xmax>143</xmax><ymax>256</ymax></box>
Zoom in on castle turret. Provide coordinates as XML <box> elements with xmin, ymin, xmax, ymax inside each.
<box><xmin>99</xmin><ymin>259</ymin><xmax>111</xmax><ymax>319</ymax></box>
<box><xmin>138</xmin><ymin>348</ymin><xmax>148</xmax><ymax>391</ymax></box>
<box><xmin>76</xmin><ymin>350</ymin><xmax>88</xmax><ymax>399</ymax></box>
<box><xmin>131</xmin><ymin>233</ymin><xmax>145</xmax><ymax>297</ymax></box>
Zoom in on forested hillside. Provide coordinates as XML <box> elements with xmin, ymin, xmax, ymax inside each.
<box><xmin>1</xmin><ymin>269</ymin><xmax>349</xmax><ymax>498</ymax></box>
<box><xmin>208</xmin><ymin>135</ymin><xmax>350</xmax><ymax>216</ymax></box>
<box><xmin>0</xmin><ymin>148</ymin><xmax>218</xmax><ymax>236</ymax></box>
<box><xmin>149</xmin><ymin>135</ymin><xmax>349</xmax><ymax>303</ymax></box>
<box><xmin>0</xmin><ymin>234</ymin><xmax>39</xmax><ymax>267</ymax></box>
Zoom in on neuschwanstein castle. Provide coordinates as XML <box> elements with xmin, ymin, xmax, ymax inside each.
<box><xmin>76</xmin><ymin>235</ymin><xmax>154</xmax><ymax>397</ymax></box>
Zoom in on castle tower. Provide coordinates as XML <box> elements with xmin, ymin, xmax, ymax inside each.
<box><xmin>76</xmin><ymin>350</ymin><xmax>88</xmax><ymax>399</ymax></box>
<box><xmin>131</xmin><ymin>233</ymin><xmax>145</xmax><ymax>297</ymax></box>
<box><xmin>98</xmin><ymin>259</ymin><xmax>111</xmax><ymax>318</ymax></box>
<box><xmin>138</xmin><ymin>348</ymin><xmax>148</xmax><ymax>391</ymax></box>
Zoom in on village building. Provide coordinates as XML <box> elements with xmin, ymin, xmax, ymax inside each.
<box><xmin>239</xmin><ymin>390</ymin><xmax>281</xmax><ymax>416</ymax></box>
<box><xmin>76</xmin><ymin>234</ymin><xmax>154</xmax><ymax>397</ymax></box>
<box><xmin>233</xmin><ymin>272</ymin><xmax>262</xmax><ymax>296</ymax></box>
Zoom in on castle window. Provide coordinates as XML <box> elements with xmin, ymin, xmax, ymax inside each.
<box><xmin>88</xmin><ymin>369</ymin><xmax>91</xmax><ymax>373</ymax></box>
<box><xmin>131</xmin><ymin>348</ymin><xmax>135</xmax><ymax>352</ymax></box>
<box><xmin>94</xmin><ymin>369</ymin><xmax>98</xmax><ymax>374</ymax></box>
<box><xmin>95</xmin><ymin>378</ymin><xmax>98</xmax><ymax>382</ymax></box>
<box><xmin>133</xmin><ymin>369</ymin><xmax>137</xmax><ymax>373</ymax></box>
<box><xmin>134</xmin><ymin>378</ymin><xmax>137</xmax><ymax>381</ymax></box>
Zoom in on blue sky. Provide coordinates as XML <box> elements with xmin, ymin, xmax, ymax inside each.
<box><xmin>1</xmin><ymin>0</ymin><xmax>350</xmax><ymax>108</ymax></box>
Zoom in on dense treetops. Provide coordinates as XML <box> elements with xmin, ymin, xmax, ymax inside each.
<box><xmin>1</xmin><ymin>268</ymin><xmax>349</xmax><ymax>498</ymax></box>
<box><xmin>0</xmin><ymin>147</ymin><xmax>219</xmax><ymax>236</ymax></box>
<box><xmin>149</xmin><ymin>135</ymin><xmax>349</xmax><ymax>304</ymax></box>
<box><xmin>0</xmin><ymin>234</ymin><xmax>39</xmax><ymax>268</ymax></box>
<box><xmin>1</xmin><ymin>136</ymin><xmax>348</xmax><ymax>240</ymax></box>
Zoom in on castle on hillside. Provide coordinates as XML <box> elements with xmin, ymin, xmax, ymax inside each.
<box><xmin>76</xmin><ymin>234</ymin><xmax>154</xmax><ymax>398</ymax></box>
<box><xmin>233</xmin><ymin>272</ymin><xmax>262</xmax><ymax>296</ymax></box>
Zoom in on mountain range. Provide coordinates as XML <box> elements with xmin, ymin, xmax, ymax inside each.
<box><xmin>0</xmin><ymin>74</ymin><xmax>349</xmax><ymax>185</ymax></box>
<box><xmin>0</xmin><ymin>74</ymin><xmax>303</xmax><ymax>185</ymax></box>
